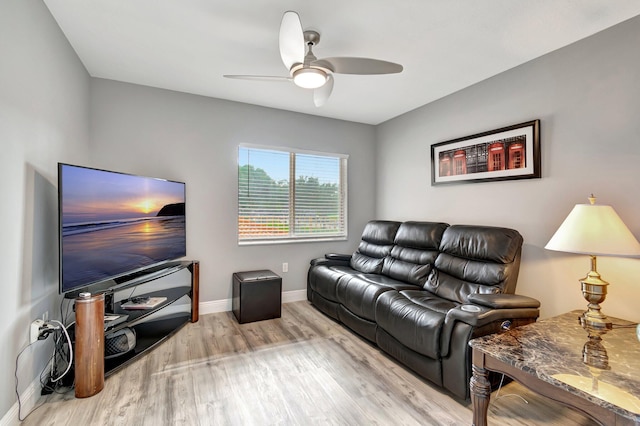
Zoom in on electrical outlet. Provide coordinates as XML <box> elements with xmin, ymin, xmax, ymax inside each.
<box><xmin>30</xmin><ymin>319</ymin><xmax>45</xmax><ymax>344</ymax></box>
<box><xmin>282</xmin><ymin>262</ymin><xmax>288</xmax><ymax>273</ymax></box>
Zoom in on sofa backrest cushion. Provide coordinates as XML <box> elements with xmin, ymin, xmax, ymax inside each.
<box><xmin>439</xmin><ymin>225</ymin><xmax>523</xmax><ymax>264</ymax></box>
<box><xmin>350</xmin><ymin>221</ymin><xmax>401</xmax><ymax>274</ymax></box>
<box><xmin>424</xmin><ymin>225</ymin><xmax>523</xmax><ymax>302</ymax></box>
<box><xmin>382</xmin><ymin>222</ymin><xmax>449</xmax><ymax>286</ymax></box>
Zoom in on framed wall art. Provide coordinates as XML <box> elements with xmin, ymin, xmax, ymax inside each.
<box><xmin>431</xmin><ymin>119</ymin><xmax>540</xmax><ymax>185</ymax></box>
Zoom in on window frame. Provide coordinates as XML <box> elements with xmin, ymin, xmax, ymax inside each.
<box><xmin>237</xmin><ymin>143</ymin><xmax>349</xmax><ymax>245</ymax></box>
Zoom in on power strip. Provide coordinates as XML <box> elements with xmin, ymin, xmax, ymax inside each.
<box><xmin>29</xmin><ymin>320</ymin><xmax>58</xmax><ymax>344</ymax></box>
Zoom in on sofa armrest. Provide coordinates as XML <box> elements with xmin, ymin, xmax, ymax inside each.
<box><xmin>445</xmin><ymin>305</ymin><xmax>539</xmax><ymax>328</ymax></box>
<box><xmin>439</xmin><ymin>303</ymin><xmax>539</xmax><ymax>358</ymax></box>
<box><xmin>309</xmin><ymin>253</ymin><xmax>352</xmax><ymax>267</ymax></box>
<box><xmin>467</xmin><ymin>293</ymin><xmax>540</xmax><ymax>310</ymax></box>
<box><xmin>325</xmin><ymin>253</ymin><xmax>352</xmax><ymax>262</ymax></box>
<box><xmin>310</xmin><ymin>257</ymin><xmax>326</xmax><ymax>267</ymax></box>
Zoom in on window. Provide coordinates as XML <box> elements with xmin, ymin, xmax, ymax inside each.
<box><xmin>238</xmin><ymin>145</ymin><xmax>348</xmax><ymax>244</ymax></box>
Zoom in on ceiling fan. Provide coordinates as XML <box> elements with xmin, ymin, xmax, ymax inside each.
<box><xmin>223</xmin><ymin>11</ymin><xmax>403</xmax><ymax>107</ymax></box>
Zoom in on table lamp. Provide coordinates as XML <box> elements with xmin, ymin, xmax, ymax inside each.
<box><xmin>545</xmin><ymin>195</ymin><xmax>640</xmax><ymax>330</ymax></box>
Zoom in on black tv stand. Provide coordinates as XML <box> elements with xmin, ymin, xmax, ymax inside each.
<box><xmin>70</xmin><ymin>261</ymin><xmax>199</xmax><ymax>378</ymax></box>
<box><xmin>63</xmin><ymin>261</ymin><xmax>188</xmax><ymax>301</ymax></box>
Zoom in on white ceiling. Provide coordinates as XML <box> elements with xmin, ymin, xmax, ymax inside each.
<box><xmin>43</xmin><ymin>0</ymin><xmax>640</xmax><ymax>125</ymax></box>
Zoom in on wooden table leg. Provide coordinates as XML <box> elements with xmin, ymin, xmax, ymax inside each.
<box><xmin>470</xmin><ymin>351</ymin><xmax>491</xmax><ymax>426</ymax></box>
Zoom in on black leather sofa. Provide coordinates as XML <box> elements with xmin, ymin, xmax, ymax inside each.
<box><xmin>307</xmin><ymin>220</ymin><xmax>540</xmax><ymax>399</ymax></box>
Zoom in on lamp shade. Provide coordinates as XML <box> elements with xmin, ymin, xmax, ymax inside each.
<box><xmin>545</xmin><ymin>201</ymin><xmax>640</xmax><ymax>257</ymax></box>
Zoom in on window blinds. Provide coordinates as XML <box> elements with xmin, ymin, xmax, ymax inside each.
<box><xmin>238</xmin><ymin>146</ymin><xmax>347</xmax><ymax>243</ymax></box>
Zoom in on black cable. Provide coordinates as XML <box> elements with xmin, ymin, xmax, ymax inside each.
<box><xmin>125</xmin><ymin>286</ymin><xmax>138</xmax><ymax>303</ymax></box>
<box><xmin>15</xmin><ymin>303</ymin><xmax>78</xmax><ymax>422</ymax></box>
<box><xmin>49</xmin><ymin>321</ymin><xmax>73</xmax><ymax>383</ymax></box>
<box><xmin>60</xmin><ymin>297</ymin><xmax>74</xmax><ymax>327</ymax></box>
<box><xmin>37</xmin><ymin>325</ymin><xmax>76</xmax><ymax>397</ymax></box>
<box><xmin>39</xmin><ymin>341</ymin><xmax>58</xmax><ymax>394</ymax></box>
<box><xmin>59</xmin><ymin>296</ymin><xmax>65</xmax><ymax>326</ymax></box>
<box><xmin>15</xmin><ymin>343</ymin><xmax>49</xmax><ymax>421</ymax></box>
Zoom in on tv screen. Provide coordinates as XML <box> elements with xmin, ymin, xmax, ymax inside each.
<box><xmin>58</xmin><ymin>163</ymin><xmax>186</xmax><ymax>294</ymax></box>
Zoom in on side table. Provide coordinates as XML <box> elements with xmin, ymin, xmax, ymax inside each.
<box><xmin>469</xmin><ymin>310</ymin><xmax>640</xmax><ymax>425</ymax></box>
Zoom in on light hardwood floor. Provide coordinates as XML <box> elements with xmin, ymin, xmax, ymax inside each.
<box><xmin>23</xmin><ymin>301</ymin><xmax>597</xmax><ymax>425</ymax></box>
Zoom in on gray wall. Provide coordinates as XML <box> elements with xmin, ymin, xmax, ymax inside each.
<box><xmin>376</xmin><ymin>16</ymin><xmax>640</xmax><ymax>321</ymax></box>
<box><xmin>89</xmin><ymin>79</ymin><xmax>376</xmax><ymax>303</ymax></box>
<box><xmin>0</xmin><ymin>0</ymin><xmax>90</xmax><ymax>418</ymax></box>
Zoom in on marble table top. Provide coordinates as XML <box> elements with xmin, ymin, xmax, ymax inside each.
<box><xmin>469</xmin><ymin>310</ymin><xmax>640</xmax><ymax>422</ymax></box>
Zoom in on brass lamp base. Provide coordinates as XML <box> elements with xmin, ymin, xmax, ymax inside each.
<box><xmin>579</xmin><ymin>255</ymin><xmax>612</xmax><ymax>331</ymax></box>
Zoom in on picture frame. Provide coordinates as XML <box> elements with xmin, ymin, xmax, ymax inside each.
<box><xmin>431</xmin><ymin>119</ymin><xmax>540</xmax><ymax>185</ymax></box>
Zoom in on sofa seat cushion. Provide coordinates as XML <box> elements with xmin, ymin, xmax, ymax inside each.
<box><xmin>336</xmin><ymin>275</ymin><xmax>416</xmax><ymax>321</ymax></box>
<box><xmin>375</xmin><ymin>290</ymin><xmax>458</xmax><ymax>359</ymax></box>
<box><xmin>308</xmin><ymin>265</ymin><xmax>357</xmax><ymax>302</ymax></box>
<box><xmin>399</xmin><ymin>289</ymin><xmax>460</xmax><ymax>313</ymax></box>
<box><xmin>351</xmin><ymin>273</ymin><xmax>420</xmax><ymax>290</ymax></box>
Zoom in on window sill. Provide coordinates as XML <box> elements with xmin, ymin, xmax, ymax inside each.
<box><xmin>238</xmin><ymin>236</ymin><xmax>348</xmax><ymax>246</ymax></box>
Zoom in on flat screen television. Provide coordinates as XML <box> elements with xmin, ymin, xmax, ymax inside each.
<box><xmin>58</xmin><ymin>163</ymin><xmax>186</xmax><ymax>295</ymax></box>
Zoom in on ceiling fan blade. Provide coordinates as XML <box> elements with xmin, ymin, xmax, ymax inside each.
<box><xmin>313</xmin><ymin>57</ymin><xmax>403</xmax><ymax>75</ymax></box>
<box><xmin>224</xmin><ymin>75</ymin><xmax>292</xmax><ymax>82</ymax></box>
<box><xmin>314</xmin><ymin>74</ymin><xmax>334</xmax><ymax>107</ymax></box>
<box><xmin>279</xmin><ymin>11</ymin><xmax>305</xmax><ymax>70</ymax></box>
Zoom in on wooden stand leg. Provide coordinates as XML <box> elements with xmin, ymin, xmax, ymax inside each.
<box><xmin>470</xmin><ymin>362</ymin><xmax>491</xmax><ymax>426</ymax></box>
<box><xmin>75</xmin><ymin>293</ymin><xmax>105</xmax><ymax>398</ymax></box>
<box><xmin>190</xmin><ymin>261</ymin><xmax>199</xmax><ymax>323</ymax></box>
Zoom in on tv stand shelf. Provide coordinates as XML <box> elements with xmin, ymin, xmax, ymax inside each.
<box><xmin>105</xmin><ymin>314</ymin><xmax>191</xmax><ymax>373</ymax></box>
<box><xmin>111</xmin><ymin>286</ymin><xmax>192</xmax><ymax>327</ymax></box>
<box><xmin>74</xmin><ymin>261</ymin><xmax>199</xmax><ymax>378</ymax></box>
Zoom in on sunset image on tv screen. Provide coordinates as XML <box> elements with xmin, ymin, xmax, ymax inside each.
<box><xmin>60</xmin><ymin>164</ymin><xmax>186</xmax><ymax>292</ymax></box>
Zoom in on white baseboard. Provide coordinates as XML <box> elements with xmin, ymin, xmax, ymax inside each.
<box><xmin>199</xmin><ymin>289</ymin><xmax>307</xmax><ymax>315</ymax></box>
<box><xmin>199</xmin><ymin>298</ymin><xmax>232</xmax><ymax>315</ymax></box>
<box><xmin>282</xmin><ymin>289</ymin><xmax>307</xmax><ymax>304</ymax></box>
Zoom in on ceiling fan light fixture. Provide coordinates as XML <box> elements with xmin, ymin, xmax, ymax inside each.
<box><xmin>292</xmin><ymin>68</ymin><xmax>327</xmax><ymax>89</ymax></box>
